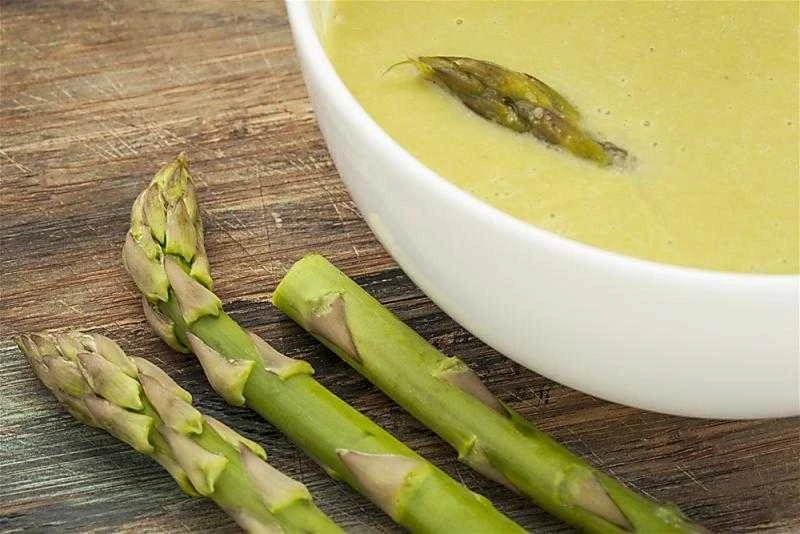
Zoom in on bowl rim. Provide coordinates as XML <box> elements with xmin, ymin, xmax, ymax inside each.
<box><xmin>286</xmin><ymin>0</ymin><xmax>798</xmax><ymax>290</ymax></box>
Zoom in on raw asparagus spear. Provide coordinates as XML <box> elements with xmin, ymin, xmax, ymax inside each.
<box><xmin>403</xmin><ymin>56</ymin><xmax>628</xmax><ymax>166</ymax></box>
<box><xmin>122</xmin><ymin>154</ymin><xmax>527</xmax><ymax>534</ymax></box>
<box><xmin>15</xmin><ymin>330</ymin><xmax>341</xmax><ymax>534</ymax></box>
<box><xmin>272</xmin><ymin>254</ymin><xmax>708</xmax><ymax>534</ymax></box>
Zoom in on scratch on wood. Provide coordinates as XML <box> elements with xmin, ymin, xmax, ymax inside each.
<box><xmin>0</xmin><ymin>149</ymin><xmax>35</xmax><ymax>175</ymax></box>
<box><xmin>677</xmin><ymin>463</ymin><xmax>710</xmax><ymax>493</ymax></box>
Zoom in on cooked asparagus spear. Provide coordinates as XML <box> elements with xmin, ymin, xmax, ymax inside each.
<box><xmin>272</xmin><ymin>254</ymin><xmax>708</xmax><ymax>534</ymax></box>
<box><xmin>404</xmin><ymin>56</ymin><xmax>628</xmax><ymax>166</ymax></box>
<box><xmin>15</xmin><ymin>330</ymin><xmax>342</xmax><ymax>534</ymax></box>
<box><xmin>122</xmin><ymin>154</ymin><xmax>527</xmax><ymax>534</ymax></box>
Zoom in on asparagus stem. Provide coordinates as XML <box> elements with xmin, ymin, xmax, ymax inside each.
<box><xmin>123</xmin><ymin>154</ymin><xmax>527</xmax><ymax>534</ymax></box>
<box><xmin>15</xmin><ymin>331</ymin><xmax>342</xmax><ymax>534</ymax></box>
<box><xmin>272</xmin><ymin>254</ymin><xmax>709</xmax><ymax>534</ymax></box>
<box><xmin>405</xmin><ymin>56</ymin><xmax>629</xmax><ymax>166</ymax></box>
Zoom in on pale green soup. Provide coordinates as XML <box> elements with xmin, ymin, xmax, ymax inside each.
<box><xmin>324</xmin><ymin>1</ymin><xmax>799</xmax><ymax>274</ymax></box>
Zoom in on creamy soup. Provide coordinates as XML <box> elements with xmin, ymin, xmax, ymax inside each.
<box><xmin>323</xmin><ymin>1</ymin><xmax>799</xmax><ymax>274</ymax></box>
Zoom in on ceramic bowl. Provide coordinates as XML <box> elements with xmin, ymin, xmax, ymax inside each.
<box><xmin>286</xmin><ymin>0</ymin><xmax>799</xmax><ymax>418</ymax></box>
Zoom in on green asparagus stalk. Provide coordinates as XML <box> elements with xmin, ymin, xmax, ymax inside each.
<box><xmin>402</xmin><ymin>56</ymin><xmax>628</xmax><ymax>166</ymax></box>
<box><xmin>272</xmin><ymin>254</ymin><xmax>708</xmax><ymax>534</ymax></box>
<box><xmin>122</xmin><ymin>154</ymin><xmax>527</xmax><ymax>534</ymax></box>
<box><xmin>15</xmin><ymin>330</ymin><xmax>342</xmax><ymax>534</ymax></box>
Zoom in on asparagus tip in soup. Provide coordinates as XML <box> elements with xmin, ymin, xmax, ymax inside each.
<box><xmin>401</xmin><ymin>56</ymin><xmax>629</xmax><ymax>167</ymax></box>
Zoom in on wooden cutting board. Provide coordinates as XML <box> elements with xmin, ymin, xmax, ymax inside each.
<box><xmin>1</xmin><ymin>2</ymin><xmax>797</xmax><ymax>532</ymax></box>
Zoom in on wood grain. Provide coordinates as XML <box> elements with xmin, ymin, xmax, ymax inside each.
<box><xmin>1</xmin><ymin>1</ymin><xmax>798</xmax><ymax>532</ymax></box>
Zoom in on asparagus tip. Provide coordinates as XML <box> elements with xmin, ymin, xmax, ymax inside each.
<box><xmin>404</xmin><ymin>55</ymin><xmax>631</xmax><ymax>166</ymax></box>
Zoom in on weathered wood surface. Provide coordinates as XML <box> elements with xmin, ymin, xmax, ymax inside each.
<box><xmin>1</xmin><ymin>1</ymin><xmax>798</xmax><ymax>532</ymax></box>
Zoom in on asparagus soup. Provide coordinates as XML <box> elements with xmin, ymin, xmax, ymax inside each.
<box><xmin>324</xmin><ymin>1</ymin><xmax>799</xmax><ymax>274</ymax></box>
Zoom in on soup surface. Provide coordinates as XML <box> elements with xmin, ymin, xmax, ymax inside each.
<box><xmin>324</xmin><ymin>1</ymin><xmax>799</xmax><ymax>274</ymax></box>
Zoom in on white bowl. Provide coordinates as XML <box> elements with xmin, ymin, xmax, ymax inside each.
<box><xmin>285</xmin><ymin>1</ymin><xmax>799</xmax><ymax>418</ymax></box>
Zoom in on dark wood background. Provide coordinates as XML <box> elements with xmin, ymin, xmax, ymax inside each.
<box><xmin>1</xmin><ymin>2</ymin><xmax>798</xmax><ymax>532</ymax></box>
